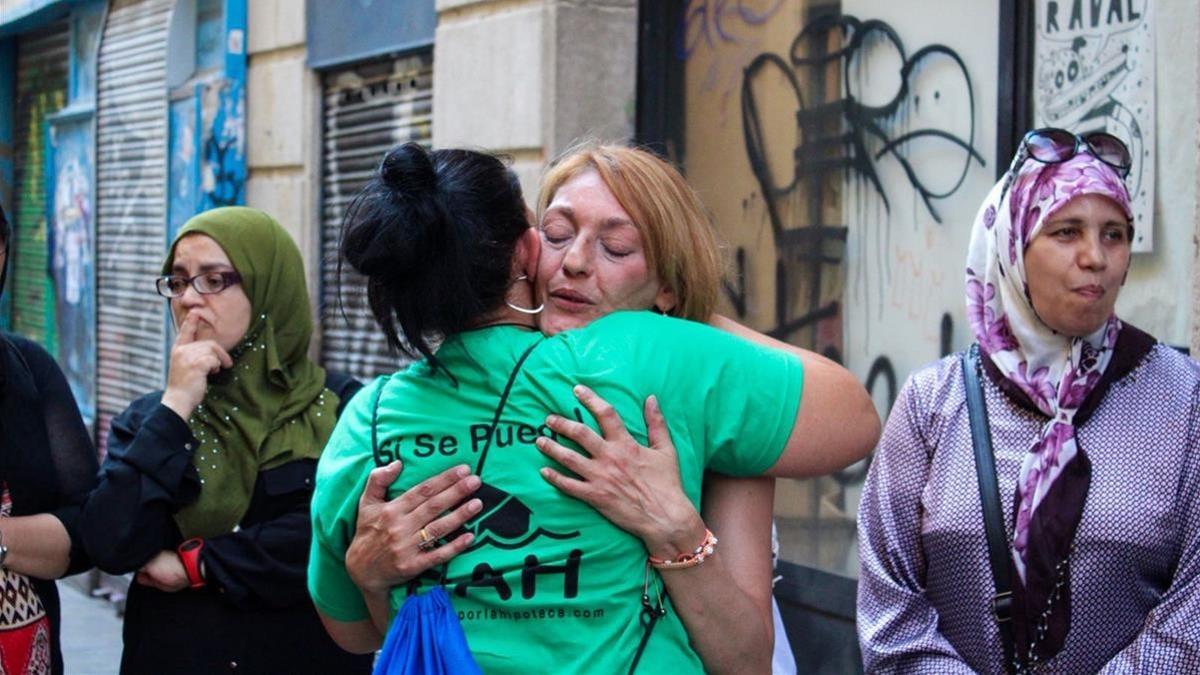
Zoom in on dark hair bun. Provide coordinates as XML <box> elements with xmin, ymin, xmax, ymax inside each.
<box><xmin>379</xmin><ymin>142</ymin><xmax>438</xmax><ymax>197</ymax></box>
<box><xmin>341</xmin><ymin>143</ymin><xmax>443</xmax><ymax>280</ymax></box>
<box><xmin>336</xmin><ymin>142</ymin><xmax>530</xmax><ymax>375</ymax></box>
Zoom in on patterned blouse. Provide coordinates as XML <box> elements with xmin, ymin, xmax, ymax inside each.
<box><xmin>857</xmin><ymin>343</ymin><xmax>1200</xmax><ymax>673</ymax></box>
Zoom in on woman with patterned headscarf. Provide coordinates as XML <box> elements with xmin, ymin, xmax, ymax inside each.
<box><xmin>79</xmin><ymin>208</ymin><xmax>371</xmax><ymax>674</ymax></box>
<box><xmin>857</xmin><ymin>132</ymin><xmax>1200</xmax><ymax>672</ymax></box>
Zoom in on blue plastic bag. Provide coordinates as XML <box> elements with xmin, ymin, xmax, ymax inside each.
<box><xmin>372</xmin><ymin>586</ymin><xmax>483</xmax><ymax>675</ymax></box>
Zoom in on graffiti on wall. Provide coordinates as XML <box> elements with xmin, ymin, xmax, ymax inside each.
<box><xmin>199</xmin><ymin>78</ymin><xmax>245</xmax><ymax>210</ymax></box>
<box><xmin>168</xmin><ymin>97</ymin><xmax>197</xmax><ymax>237</ymax></box>
<box><xmin>1034</xmin><ymin>0</ymin><xmax>1154</xmax><ymax>249</ymax></box>
<box><xmin>679</xmin><ymin>0</ymin><xmax>785</xmax><ymax>58</ymax></box>
<box><xmin>168</xmin><ymin>78</ymin><xmax>246</xmax><ymax>238</ymax></box>
<box><xmin>13</xmin><ymin>88</ymin><xmax>63</xmax><ymax>351</ymax></box>
<box><xmin>675</xmin><ymin>8</ymin><xmax>991</xmax><ymax>554</ymax></box>
<box><xmin>49</xmin><ymin>118</ymin><xmax>97</xmax><ymax>428</ymax></box>
<box><xmin>676</xmin><ymin>0</ymin><xmax>1002</xmax><ymax>576</ymax></box>
<box><xmin>732</xmin><ymin>13</ymin><xmax>983</xmax><ymax>354</ymax></box>
<box><xmin>679</xmin><ymin>0</ymin><xmax>787</xmax><ymax>126</ymax></box>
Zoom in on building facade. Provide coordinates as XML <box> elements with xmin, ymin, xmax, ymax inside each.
<box><xmin>1</xmin><ymin>0</ymin><xmax>247</xmax><ymax>450</ymax></box>
<box><xmin>638</xmin><ymin>2</ymin><xmax>1200</xmax><ymax>670</ymax></box>
<box><xmin>1</xmin><ymin>0</ymin><xmax>1197</xmax><ymax>670</ymax></box>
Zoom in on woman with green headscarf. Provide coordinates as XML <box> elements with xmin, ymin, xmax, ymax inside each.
<box><xmin>79</xmin><ymin>207</ymin><xmax>372</xmax><ymax>674</ymax></box>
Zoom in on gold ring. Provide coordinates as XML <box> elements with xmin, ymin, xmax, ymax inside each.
<box><xmin>417</xmin><ymin>528</ymin><xmax>438</xmax><ymax>551</ymax></box>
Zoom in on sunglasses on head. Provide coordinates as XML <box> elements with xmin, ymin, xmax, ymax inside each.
<box><xmin>998</xmin><ymin>128</ymin><xmax>1132</xmax><ymax>201</ymax></box>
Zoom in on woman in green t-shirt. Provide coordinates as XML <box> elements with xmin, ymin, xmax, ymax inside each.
<box><xmin>345</xmin><ymin>144</ymin><xmax>862</xmax><ymax>673</ymax></box>
<box><xmin>529</xmin><ymin>144</ymin><xmax>821</xmax><ymax>673</ymax></box>
<box><xmin>310</xmin><ymin>143</ymin><xmax>879</xmax><ymax>673</ymax></box>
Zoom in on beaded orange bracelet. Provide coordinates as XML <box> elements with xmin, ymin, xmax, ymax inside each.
<box><xmin>648</xmin><ymin>529</ymin><xmax>719</xmax><ymax>570</ymax></box>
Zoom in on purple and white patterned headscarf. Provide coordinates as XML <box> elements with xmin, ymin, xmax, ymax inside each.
<box><xmin>965</xmin><ymin>152</ymin><xmax>1132</xmax><ymax>657</ymax></box>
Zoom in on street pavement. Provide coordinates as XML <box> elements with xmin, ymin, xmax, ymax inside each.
<box><xmin>59</xmin><ymin>574</ymin><xmax>123</xmax><ymax>674</ymax></box>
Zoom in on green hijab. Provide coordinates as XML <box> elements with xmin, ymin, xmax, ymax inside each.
<box><xmin>163</xmin><ymin>207</ymin><xmax>337</xmax><ymax>538</ymax></box>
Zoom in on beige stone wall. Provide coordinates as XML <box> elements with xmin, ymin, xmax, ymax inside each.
<box><xmin>244</xmin><ymin>0</ymin><xmax>322</xmax><ymax>338</ymax></box>
<box><xmin>236</xmin><ymin>0</ymin><xmax>638</xmax><ymax>352</ymax></box>
<box><xmin>433</xmin><ymin>0</ymin><xmax>637</xmax><ymax>202</ymax></box>
<box><xmin>1117</xmin><ymin>0</ymin><xmax>1197</xmax><ymax>349</ymax></box>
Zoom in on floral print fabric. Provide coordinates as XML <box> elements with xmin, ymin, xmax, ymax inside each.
<box><xmin>965</xmin><ymin>153</ymin><xmax>1131</xmax><ymax>584</ymax></box>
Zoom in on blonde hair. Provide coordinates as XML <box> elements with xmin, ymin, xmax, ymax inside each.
<box><xmin>537</xmin><ymin>144</ymin><xmax>723</xmax><ymax>322</ymax></box>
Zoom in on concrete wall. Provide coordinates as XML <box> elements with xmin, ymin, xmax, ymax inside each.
<box><xmin>235</xmin><ymin>0</ymin><xmax>638</xmax><ymax>353</ymax></box>
<box><xmin>244</xmin><ymin>0</ymin><xmax>322</xmax><ymax>328</ymax></box>
<box><xmin>1121</xmin><ymin>0</ymin><xmax>1196</xmax><ymax>348</ymax></box>
<box><xmin>432</xmin><ymin>0</ymin><xmax>637</xmax><ymax>202</ymax></box>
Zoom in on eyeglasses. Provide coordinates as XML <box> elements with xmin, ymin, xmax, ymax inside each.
<box><xmin>156</xmin><ymin>271</ymin><xmax>242</xmax><ymax>298</ymax></box>
<box><xmin>999</xmin><ymin>128</ymin><xmax>1132</xmax><ymax>201</ymax></box>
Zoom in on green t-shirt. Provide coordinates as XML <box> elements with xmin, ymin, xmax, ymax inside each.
<box><xmin>309</xmin><ymin>311</ymin><xmax>803</xmax><ymax>673</ymax></box>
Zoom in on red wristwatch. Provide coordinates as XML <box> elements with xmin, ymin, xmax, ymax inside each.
<box><xmin>177</xmin><ymin>537</ymin><xmax>206</xmax><ymax>590</ymax></box>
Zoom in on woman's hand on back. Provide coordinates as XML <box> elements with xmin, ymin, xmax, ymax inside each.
<box><xmin>535</xmin><ymin>386</ymin><xmax>706</xmax><ymax>560</ymax></box>
<box><xmin>346</xmin><ymin>461</ymin><xmax>484</xmax><ymax>594</ymax></box>
<box><xmin>160</xmin><ymin>313</ymin><xmax>233</xmax><ymax>421</ymax></box>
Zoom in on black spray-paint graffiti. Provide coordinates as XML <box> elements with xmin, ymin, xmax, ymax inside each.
<box><xmin>830</xmin><ymin>312</ymin><xmax>950</xmax><ymax>487</ymax></box>
<box><xmin>828</xmin><ymin>312</ymin><xmax>953</xmax><ymax>486</ymax></box>
<box><xmin>744</xmin><ymin>15</ymin><xmax>983</xmax><ymax>223</ymax></box>
<box><xmin>726</xmin><ymin>13</ymin><xmax>984</xmax><ymax>348</ymax></box>
<box><xmin>700</xmin><ymin>13</ymin><xmax>983</xmax><ymax>493</ymax></box>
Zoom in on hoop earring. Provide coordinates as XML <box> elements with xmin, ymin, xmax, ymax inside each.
<box><xmin>505</xmin><ymin>274</ymin><xmax>544</xmax><ymax>315</ymax></box>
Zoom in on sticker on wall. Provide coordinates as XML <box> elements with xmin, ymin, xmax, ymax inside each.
<box><xmin>1033</xmin><ymin>0</ymin><xmax>1155</xmax><ymax>251</ymax></box>
<box><xmin>49</xmin><ymin>117</ymin><xmax>96</xmax><ymax>429</ymax></box>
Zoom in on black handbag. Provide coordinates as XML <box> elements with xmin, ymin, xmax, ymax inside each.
<box><xmin>961</xmin><ymin>344</ymin><xmax>1018</xmax><ymax>673</ymax></box>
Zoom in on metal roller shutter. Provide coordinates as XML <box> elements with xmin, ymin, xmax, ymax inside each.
<box><xmin>319</xmin><ymin>53</ymin><xmax>433</xmax><ymax>380</ymax></box>
<box><xmin>95</xmin><ymin>0</ymin><xmax>172</xmax><ymax>453</ymax></box>
<box><xmin>12</xmin><ymin>23</ymin><xmax>69</xmax><ymax>351</ymax></box>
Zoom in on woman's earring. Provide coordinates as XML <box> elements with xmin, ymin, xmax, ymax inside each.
<box><xmin>505</xmin><ymin>274</ymin><xmax>545</xmax><ymax>315</ymax></box>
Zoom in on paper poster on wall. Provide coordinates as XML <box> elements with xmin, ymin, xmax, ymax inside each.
<box><xmin>49</xmin><ymin>116</ymin><xmax>97</xmax><ymax>429</ymax></box>
<box><xmin>1033</xmin><ymin>0</ymin><xmax>1155</xmax><ymax>251</ymax></box>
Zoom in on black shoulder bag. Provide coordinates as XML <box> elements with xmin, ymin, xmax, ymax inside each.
<box><xmin>961</xmin><ymin>344</ymin><xmax>1017</xmax><ymax>673</ymax></box>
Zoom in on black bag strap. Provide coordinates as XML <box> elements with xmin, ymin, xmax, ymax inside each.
<box><xmin>627</xmin><ymin>603</ymin><xmax>663</xmax><ymax>675</ymax></box>
<box><xmin>473</xmin><ymin>340</ymin><xmax>541</xmax><ymax>479</ymax></box>
<box><xmin>370</xmin><ymin>380</ymin><xmax>387</xmax><ymax>468</ymax></box>
<box><xmin>369</xmin><ymin>339</ymin><xmax>542</xmax><ymax>478</ymax></box>
<box><xmin>962</xmin><ymin>344</ymin><xmax>1017</xmax><ymax>673</ymax></box>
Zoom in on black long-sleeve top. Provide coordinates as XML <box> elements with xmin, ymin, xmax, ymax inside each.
<box><xmin>79</xmin><ymin>373</ymin><xmax>372</xmax><ymax>674</ymax></box>
<box><xmin>0</xmin><ymin>332</ymin><xmax>99</xmax><ymax>674</ymax></box>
